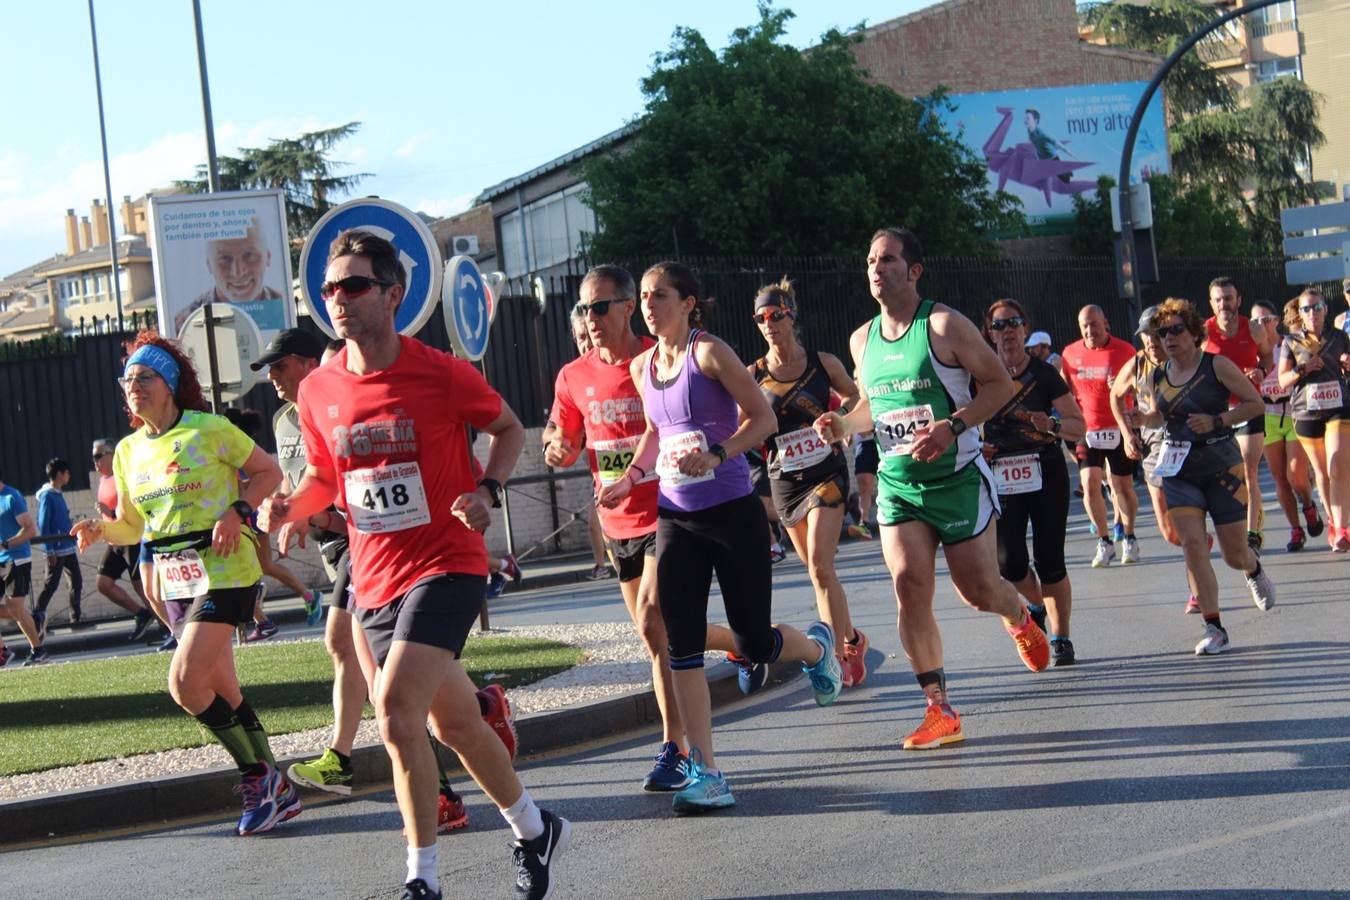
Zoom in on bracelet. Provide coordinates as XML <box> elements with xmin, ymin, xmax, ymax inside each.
<box><xmin>627</xmin><ymin>464</ymin><xmax>646</xmax><ymax>482</ymax></box>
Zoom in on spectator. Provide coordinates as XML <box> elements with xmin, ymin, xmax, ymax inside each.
<box><xmin>34</xmin><ymin>458</ymin><xmax>81</xmax><ymax>636</ymax></box>
<box><xmin>91</xmin><ymin>438</ymin><xmax>159</xmax><ymax>641</ymax></box>
<box><xmin>1025</xmin><ymin>331</ymin><xmax>1063</xmax><ymax>372</ymax></box>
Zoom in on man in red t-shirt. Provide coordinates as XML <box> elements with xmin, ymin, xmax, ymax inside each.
<box><xmin>91</xmin><ymin>438</ymin><xmax>157</xmax><ymax>639</ymax></box>
<box><xmin>1203</xmin><ymin>276</ymin><xmax>1274</xmax><ymax>549</ymax></box>
<box><xmin>259</xmin><ymin>230</ymin><xmax>569</xmax><ymax>900</ymax></box>
<box><xmin>1062</xmin><ymin>305</ymin><xmax>1141</xmax><ymax>567</ymax></box>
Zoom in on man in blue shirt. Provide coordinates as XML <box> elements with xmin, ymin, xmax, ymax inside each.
<box><xmin>35</xmin><ymin>458</ymin><xmax>82</xmax><ymax>639</ymax></box>
<box><xmin>0</xmin><ymin>467</ymin><xmax>49</xmax><ymax>666</ymax></box>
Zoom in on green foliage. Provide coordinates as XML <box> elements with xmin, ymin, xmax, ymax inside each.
<box><xmin>1072</xmin><ymin>174</ymin><xmax>1256</xmax><ymax>258</ymax></box>
<box><xmin>581</xmin><ymin>4</ymin><xmax>1022</xmax><ymax>261</ymax></box>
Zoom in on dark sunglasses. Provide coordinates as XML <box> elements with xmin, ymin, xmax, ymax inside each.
<box><xmin>320</xmin><ymin>275</ymin><xmax>393</xmax><ymax>300</ymax></box>
<box><xmin>1153</xmin><ymin>322</ymin><xmax>1190</xmax><ymax>337</ymax></box>
<box><xmin>92</xmin><ymin>451</ymin><xmax>108</xmax><ymax>459</ymax></box>
<box><xmin>575</xmin><ymin>299</ymin><xmax>626</xmax><ymax>317</ymax></box>
<box><xmin>989</xmin><ymin>316</ymin><xmax>1025</xmax><ymax>331</ymax></box>
<box><xmin>752</xmin><ymin>310</ymin><xmax>792</xmax><ymax>324</ymax></box>
<box><xmin>1300</xmin><ymin>302</ymin><xmax>1327</xmax><ymax>314</ymax></box>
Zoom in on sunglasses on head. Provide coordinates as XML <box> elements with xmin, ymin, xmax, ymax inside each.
<box><xmin>989</xmin><ymin>316</ymin><xmax>1025</xmax><ymax>331</ymax></box>
<box><xmin>574</xmin><ymin>299</ymin><xmax>625</xmax><ymax>317</ymax></box>
<box><xmin>319</xmin><ymin>275</ymin><xmax>393</xmax><ymax>300</ymax></box>
<box><xmin>1153</xmin><ymin>322</ymin><xmax>1190</xmax><ymax>337</ymax></box>
<box><xmin>1300</xmin><ymin>302</ymin><xmax>1326</xmax><ymax>314</ymax></box>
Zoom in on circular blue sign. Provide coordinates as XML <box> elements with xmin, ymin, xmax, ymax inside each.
<box><xmin>443</xmin><ymin>254</ymin><xmax>490</xmax><ymax>361</ymax></box>
<box><xmin>298</xmin><ymin>198</ymin><xmax>442</xmax><ymax>339</ymax></box>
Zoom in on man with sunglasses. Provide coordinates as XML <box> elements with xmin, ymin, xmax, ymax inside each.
<box><xmin>1202</xmin><ymin>277</ymin><xmax>1275</xmax><ymax>552</ymax></box>
<box><xmin>1062</xmin><ymin>305</ymin><xmax>1141</xmax><ymax>567</ymax></box>
<box><xmin>259</xmin><ymin>230</ymin><xmax>568</xmax><ymax>900</ymax></box>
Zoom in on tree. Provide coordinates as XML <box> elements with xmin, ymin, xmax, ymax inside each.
<box><xmin>1071</xmin><ymin>174</ymin><xmax>1256</xmax><ymax>258</ymax></box>
<box><xmin>581</xmin><ymin>4</ymin><xmax>1023</xmax><ymax>261</ymax></box>
<box><xmin>174</xmin><ymin>123</ymin><xmax>369</xmax><ymax>255</ymax></box>
<box><xmin>1079</xmin><ymin>0</ymin><xmax>1324</xmax><ymax>254</ymax></box>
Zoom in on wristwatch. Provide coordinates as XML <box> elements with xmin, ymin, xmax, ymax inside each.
<box><xmin>230</xmin><ymin>500</ymin><xmax>254</xmax><ymax>522</ymax></box>
<box><xmin>708</xmin><ymin>443</ymin><xmax>728</xmax><ymax>464</ymax></box>
<box><xmin>477</xmin><ymin>477</ymin><xmax>503</xmax><ymax>508</ymax></box>
<box><xmin>946</xmin><ymin>416</ymin><xmax>968</xmax><ymax>437</ymax></box>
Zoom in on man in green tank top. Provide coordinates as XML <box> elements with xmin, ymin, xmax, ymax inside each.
<box><xmin>815</xmin><ymin>227</ymin><xmax>1050</xmax><ymax>751</ymax></box>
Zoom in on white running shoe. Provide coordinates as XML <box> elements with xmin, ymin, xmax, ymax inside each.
<box><xmin>1091</xmin><ymin>539</ymin><xmax>1115</xmax><ymax>568</ymax></box>
<box><xmin>1120</xmin><ymin>537</ymin><xmax>1140</xmax><ymax>564</ymax></box>
<box><xmin>1195</xmin><ymin>622</ymin><xmax>1230</xmax><ymax>655</ymax></box>
<box><xmin>1246</xmin><ymin>567</ymin><xmax>1276</xmax><ymax>611</ymax></box>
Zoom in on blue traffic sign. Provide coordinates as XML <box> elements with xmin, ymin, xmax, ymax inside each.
<box><xmin>298</xmin><ymin>198</ymin><xmax>442</xmax><ymax>339</ymax></box>
<box><xmin>444</xmin><ymin>254</ymin><xmax>492</xmax><ymax>362</ymax></box>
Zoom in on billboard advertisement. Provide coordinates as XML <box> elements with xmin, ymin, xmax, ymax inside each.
<box><xmin>933</xmin><ymin>81</ymin><xmax>1169</xmax><ymax>237</ymax></box>
<box><xmin>148</xmin><ymin>189</ymin><xmax>295</xmax><ymax>342</ymax></box>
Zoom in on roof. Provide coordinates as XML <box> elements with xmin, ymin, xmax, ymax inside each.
<box><xmin>1</xmin><ymin>254</ymin><xmax>65</xmax><ymax>294</ymax></box>
<box><xmin>0</xmin><ymin>306</ymin><xmax>52</xmax><ymax>333</ymax></box>
<box><xmin>475</xmin><ymin>122</ymin><xmax>640</xmax><ymax>204</ymax></box>
<box><xmin>36</xmin><ymin>238</ymin><xmax>151</xmax><ymax>277</ymax></box>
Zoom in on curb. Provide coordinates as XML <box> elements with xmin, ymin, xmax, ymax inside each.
<box><xmin>0</xmin><ymin>657</ymin><xmax>804</xmax><ymax>844</ymax></box>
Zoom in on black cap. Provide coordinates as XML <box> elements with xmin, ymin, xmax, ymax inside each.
<box><xmin>250</xmin><ymin>328</ymin><xmax>324</xmax><ymax>370</ymax></box>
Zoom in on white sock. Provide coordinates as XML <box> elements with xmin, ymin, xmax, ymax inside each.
<box><xmin>406</xmin><ymin>842</ymin><xmax>438</xmax><ymax>887</ymax></box>
<box><xmin>499</xmin><ymin>789</ymin><xmax>544</xmax><ymax>841</ymax></box>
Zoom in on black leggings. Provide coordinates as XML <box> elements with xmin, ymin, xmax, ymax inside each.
<box><xmin>656</xmin><ymin>492</ymin><xmax>776</xmax><ymax>668</ymax></box>
<box><xmin>995</xmin><ymin>449</ymin><xmax>1070</xmax><ymax>586</ymax></box>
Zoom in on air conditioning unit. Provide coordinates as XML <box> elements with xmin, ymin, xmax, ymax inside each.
<box><xmin>451</xmin><ymin>235</ymin><xmax>479</xmax><ymax>255</ymax></box>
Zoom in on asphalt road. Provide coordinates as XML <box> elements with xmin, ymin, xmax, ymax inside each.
<box><xmin>6</xmin><ymin>480</ymin><xmax>1350</xmax><ymax>899</ymax></box>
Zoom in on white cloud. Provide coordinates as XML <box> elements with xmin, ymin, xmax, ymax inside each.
<box><xmin>411</xmin><ymin>191</ymin><xmax>479</xmax><ymax>220</ymax></box>
<box><xmin>394</xmin><ymin>135</ymin><xmax>427</xmax><ymax>160</ymax></box>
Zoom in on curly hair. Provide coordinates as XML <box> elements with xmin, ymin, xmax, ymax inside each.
<box><xmin>121</xmin><ymin>330</ymin><xmax>210</xmax><ymax>429</ymax></box>
<box><xmin>1283</xmin><ymin>297</ymin><xmax>1303</xmax><ymax>334</ymax></box>
<box><xmin>1147</xmin><ymin>297</ymin><xmax>1205</xmax><ymax>347</ymax></box>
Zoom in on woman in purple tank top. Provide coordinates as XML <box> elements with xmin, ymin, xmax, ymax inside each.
<box><xmin>599</xmin><ymin>261</ymin><xmax>842</xmax><ymax>816</ymax></box>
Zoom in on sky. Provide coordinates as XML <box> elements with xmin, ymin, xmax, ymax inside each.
<box><xmin>0</xmin><ymin>0</ymin><xmax>927</xmax><ymax>277</ymax></box>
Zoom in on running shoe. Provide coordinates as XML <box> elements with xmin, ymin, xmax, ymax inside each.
<box><xmin>841</xmin><ymin>628</ymin><xmax>869</xmax><ymax>688</ymax></box>
<box><xmin>303</xmin><ymin>590</ymin><xmax>323</xmax><ymax>627</ymax></box>
<box><xmin>1110</xmin><ymin>522</ymin><xmax>1125</xmax><ymax>544</ymax></box>
<box><xmin>511</xmin><ymin>808</ymin><xmax>571</xmax><ymax>898</ymax></box>
<box><xmin>1051</xmin><ymin>637</ymin><xmax>1076</xmax><ymax>667</ymax></box>
<box><xmin>1195</xmin><ymin>622</ymin><xmax>1230</xmax><ymax>656</ymax></box>
<box><xmin>0</xmin><ymin>642</ymin><xmax>10</xmax><ymax>668</ymax></box>
<box><xmin>846</xmin><ymin>523</ymin><xmax>874</xmax><ymax>541</ymax></box>
<box><xmin>1246</xmin><ymin>568</ymin><xmax>1276</xmax><ymax>611</ymax></box>
<box><xmin>129</xmin><ymin>607</ymin><xmax>155</xmax><ymax>642</ymax></box>
<box><xmin>158</xmin><ymin>634</ymin><xmax>178</xmax><ymax>653</ymax></box>
<box><xmin>585</xmin><ymin>563</ymin><xmax>615</xmax><ymax>581</ymax></box>
<box><xmin>237</xmin><ymin>764</ymin><xmax>299</xmax><ymax>836</ymax></box>
<box><xmin>1304</xmin><ymin>504</ymin><xmax>1324</xmax><ymax>538</ymax></box>
<box><xmin>1287</xmin><ymin>526</ymin><xmax>1306</xmax><ymax>553</ymax></box>
<box><xmin>1121</xmin><ymin>536</ymin><xmax>1140</xmax><ymax>564</ymax></box>
<box><xmin>287</xmin><ymin>748</ymin><xmax>354</xmax><ymax>796</ymax></box>
<box><xmin>642</xmin><ymin>741</ymin><xmax>692</xmax><ymax>792</ymax></box>
<box><xmin>479</xmin><ymin>684</ymin><xmax>518</xmax><ymax>761</ymax></box>
<box><xmin>726</xmin><ymin>652</ymin><xmax>768</xmax><ymax>695</ymax></box>
<box><xmin>1006</xmin><ymin>610</ymin><xmax>1050</xmax><ymax>672</ymax></box>
<box><xmin>672</xmin><ymin>752</ymin><xmax>735</xmax><ymax>815</ymax></box>
<box><xmin>1184</xmin><ymin>594</ymin><xmax>1201</xmax><ymax>615</ymax></box>
<box><xmin>24</xmin><ymin>646</ymin><xmax>51</xmax><ymax>666</ymax></box>
<box><xmin>486</xmin><ymin>571</ymin><xmax>507</xmax><ymax>599</ymax></box>
<box><xmin>1091</xmin><ymin>538</ymin><xmax>1115</xmax><ymax>568</ymax></box>
<box><xmin>769</xmin><ymin>545</ymin><xmax>787</xmax><ymax>564</ymax></box>
<box><xmin>902</xmin><ymin>703</ymin><xmax>964</xmax><ymax>750</ymax></box>
<box><xmin>501</xmin><ymin>553</ymin><xmax>523</xmax><ymax>583</ymax></box>
<box><xmin>1336</xmin><ymin>528</ymin><xmax>1350</xmax><ymax>553</ymax></box>
<box><xmin>32</xmin><ymin>610</ymin><xmax>47</xmax><ymax>643</ymax></box>
<box><xmin>803</xmin><ymin>621</ymin><xmax>842</xmax><ymax>706</ymax></box>
<box><xmin>1247</xmin><ymin>530</ymin><xmax>1264</xmax><ymax>554</ymax></box>
<box><xmin>401</xmin><ymin>879</ymin><xmax>441</xmax><ymax>900</ymax></box>
<box><xmin>244</xmin><ymin>620</ymin><xmax>278</xmax><ymax>642</ymax></box>
<box><xmin>1026</xmin><ymin>604</ymin><xmax>1047</xmax><ymax>635</ymax></box>
<box><xmin>438</xmin><ymin>789</ymin><xmax>468</xmax><ymax>833</ymax></box>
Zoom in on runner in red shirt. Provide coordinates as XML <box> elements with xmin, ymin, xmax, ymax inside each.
<box><xmin>1203</xmin><ymin>276</ymin><xmax>1275</xmax><ymax>550</ymax></box>
<box><xmin>1061</xmin><ymin>305</ymin><xmax>1142</xmax><ymax>567</ymax></box>
<box><xmin>259</xmin><ymin>230</ymin><xmax>568</xmax><ymax>900</ymax></box>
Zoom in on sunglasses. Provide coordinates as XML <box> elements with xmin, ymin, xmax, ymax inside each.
<box><xmin>1300</xmin><ymin>302</ymin><xmax>1327</xmax><ymax>314</ymax></box>
<box><xmin>320</xmin><ymin>275</ymin><xmax>393</xmax><ymax>300</ymax></box>
<box><xmin>989</xmin><ymin>316</ymin><xmax>1025</xmax><ymax>331</ymax></box>
<box><xmin>116</xmin><ymin>373</ymin><xmax>159</xmax><ymax>390</ymax></box>
<box><xmin>574</xmin><ymin>299</ymin><xmax>626</xmax><ymax>317</ymax></box>
<box><xmin>1252</xmin><ymin>315</ymin><xmax>1279</xmax><ymax>325</ymax></box>
<box><xmin>752</xmin><ymin>310</ymin><xmax>792</xmax><ymax>324</ymax></box>
<box><xmin>92</xmin><ymin>451</ymin><xmax>108</xmax><ymax>459</ymax></box>
<box><xmin>1153</xmin><ymin>322</ymin><xmax>1190</xmax><ymax>338</ymax></box>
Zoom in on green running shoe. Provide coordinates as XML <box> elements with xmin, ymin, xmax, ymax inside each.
<box><xmin>287</xmin><ymin>748</ymin><xmax>353</xmax><ymax>796</ymax></box>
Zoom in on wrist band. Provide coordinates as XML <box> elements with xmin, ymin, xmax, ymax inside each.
<box><xmin>628</xmin><ymin>464</ymin><xmax>646</xmax><ymax>481</ymax></box>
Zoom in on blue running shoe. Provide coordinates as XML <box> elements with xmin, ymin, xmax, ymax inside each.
<box><xmin>642</xmin><ymin>741</ymin><xmax>692</xmax><ymax>792</ymax></box>
<box><xmin>803</xmin><ymin>621</ymin><xmax>841</xmax><ymax>707</ymax></box>
<box><xmin>236</xmin><ymin>764</ymin><xmax>296</xmax><ymax>835</ymax></box>
<box><xmin>486</xmin><ymin>572</ymin><xmax>507</xmax><ymax>599</ymax></box>
<box><xmin>1110</xmin><ymin>521</ymin><xmax>1125</xmax><ymax>543</ymax></box>
<box><xmin>303</xmin><ymin>590</ymin><xmax>323</xmax><ymax>627</ymax></box>
<box><xmin>274</xmin><ymin>773</ymin><xmax>303</xmax><ymax>825</ymax></box>
<box><xmin>727</xmin><ymin>653</ymin><xmax>767</xmax><ymax>695</ymax></box>
<box><xmin>672</xmin><ymin>750</ymin><xmax>735</xmax><ymax>815</ymax></box>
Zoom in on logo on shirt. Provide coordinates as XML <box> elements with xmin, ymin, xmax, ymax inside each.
<box><xmin>165</xmin><ymin>460</ymin><xmax>190</xmax><ymax>475</ymax></box>
<box><xmin>884</xmin><ymin>354</ymin><xmax>905</xmax><ymax>362</ymax></box>
<box><xmin>172</xmin><ymin>440</ymin><xmax>182</xmax><ymax>453</ymax></box>
<box><xmin>1075</xmin><ymin>366</ymin><xmax>1110</xmax><ymax>382</ymax></box>
<box><xmin>332</xmin><ymin>418</ymin><xmax>419</xmax><ymax>459</ymax></box>
<box><xmin>585</xmin><ymin>386</ymin><xmax>595</xmax><ymax>397</ymax></box>
<box><xmin>328</xmin><ymin>405</ymin><xmax>339</xmax><ymax>419</ymax></box>
<box><xmin>866</xmin><ymin>376</ymin><xmax>932</xmax><ymax>398</ymax></box>
<box><xmin>587</xmin><ymin>397</ymin><xmax>643</xmax><ymax>426</ymax></box>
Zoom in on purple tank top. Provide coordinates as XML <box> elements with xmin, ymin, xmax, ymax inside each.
<box><xmin>643</xmin><ymin>329</ymin><xmax>753</xmax><ymax>512</ymax></box>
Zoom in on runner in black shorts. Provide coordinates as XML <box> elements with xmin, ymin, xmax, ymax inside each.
<box><xmin>850</xmin><ymin>434</ymin><xmax>879</xmax><ymax>539</ymax></box>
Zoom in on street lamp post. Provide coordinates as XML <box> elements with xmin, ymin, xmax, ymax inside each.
<box><xmin>86</xmin><ymin>0</ymin><xmax>124</xmax><ymax>332</ymax></box>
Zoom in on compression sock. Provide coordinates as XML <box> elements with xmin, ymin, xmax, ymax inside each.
<box><xmin>196</xmin><ymin>696</ymin><xmax>263</xmax><ymax>776</ymax></box>
<box><xmin>233</xmin><ymin>697</ymin><xmax>276</xmax><ymax>767</ymax></box>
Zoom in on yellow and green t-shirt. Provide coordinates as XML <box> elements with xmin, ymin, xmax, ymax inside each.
<box><xmin>113</xmin><ymin>409</ymin><xmax>261</xmax><ymax>591</ymax></box>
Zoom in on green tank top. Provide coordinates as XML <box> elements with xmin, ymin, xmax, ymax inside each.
<box><xmin>859</xmin><ymin>299</ymin><xmax>980</xmax><ymax>480</ymax></box>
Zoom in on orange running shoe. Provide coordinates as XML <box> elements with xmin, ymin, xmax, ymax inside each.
<box><xmin>841</xmin><ymin>628</ymin><xmax>869</xmax><ymax>688</ymax></box>
<box><xmin>1006</xmin><ymin>609</ymin><xmax>1050</xmax><ymax>672</ymax></box>
<box><xmin>902</xmin><ymin>704</ymin><xmax>964</xmax><ymax>750</ymax></box>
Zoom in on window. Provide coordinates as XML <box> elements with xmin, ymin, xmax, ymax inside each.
<box><xmin>498</xmin><ymin>184</ymin><xmax>597</xmax><ymax>277</ymax></box>
<box><xmin>1255</xmin><ymin>57</ymin><xmax>1300</xmax><ymax>82</ymax></box>
<box><xmin>1258</xmin><ymin>1</ymin><xmax>1295</xmax><ymax>23</ymax></box>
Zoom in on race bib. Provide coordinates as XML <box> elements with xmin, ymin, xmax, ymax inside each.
<box><xmin>874</xmin><ymin>405</ymin><xmax>935</xmax><ymax>457</ymax></box>
<box><xmin>656</xmin><ymin>430</ymin><xmax>714</xmax><ymax>486</ymax></box>
<box><xmin>1085</xmin><ymin>428</ymin><xmax>1121</xmax><ymax>450</ymax></box>
<box><xmin>1307</xmin><ymin>380</ymin><xmax>1343</xmax><ymax>411</ymax></box>
<box><xmin>1260</xmin><ymin>368</ymin><xmax>1288</xmax><ymax>401</ymax></box>
<box><xmin>343</xmin><ymin>463</ymin><xmax>432</xmax><ymax>534</ymax></box>
<box><xmin>155</xmin><ymin>548</ymin><xmax>209</xmax><ymax>601</ymax></box>
<box><xmin>592</xmin><ymin>435</ymin><xmax>644</xmax><ymax>486</ymax></box>
<box><xmin>992</xmin><ymin>453</ymin><xmax>1043</xmax><ymax>496</ymax></box>
<box><xmin>1153</xmin><ymin>439</ymin><xmax>1192</xmax><ymax>479</ymax></box>
<box><xmin>776</xmin><ymin>427</ymin><xmax>830</xmax><ymax>472</ymax></box>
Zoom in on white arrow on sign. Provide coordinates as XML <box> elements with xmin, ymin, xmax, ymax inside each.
<box><xmin>461</xmin><ymin>272</ymin><xmax>484</xmax><ymax>341</ymax></box>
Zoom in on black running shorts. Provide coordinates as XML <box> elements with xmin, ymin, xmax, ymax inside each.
<box><xmin>606</xmin><ymin>530</ymin><xmax>656</xmax><ymax>583</ymax></box>
<box><xmin>184</xmin><ymin>586</ymin><xmax>261</xmax><ymax>626</ymax></box>
<box><xmin>355</xmin><ymin>573</ymin><xmax>484</xmax><ymax>667</ymax></box>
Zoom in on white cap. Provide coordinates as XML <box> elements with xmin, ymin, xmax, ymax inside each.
<box><xmin>1025</xmin><ymin>331</ymin><xmax>1052</xmax><ymax>348</ymax></box>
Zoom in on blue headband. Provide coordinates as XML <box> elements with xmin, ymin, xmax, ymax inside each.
<box><xmin>125</xmin><ymin>345</ymin><xmax>180</xmax><ymax>393</ymax></box>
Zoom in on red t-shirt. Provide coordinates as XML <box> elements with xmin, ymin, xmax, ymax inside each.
<box><xmin>97</xmin><ymin>473</ymin><xmax>120</xmax><ymax>522</ymax></box>
<box><xmin>297</xmin><ymin>337</ymin><xmax>503</xmax><ymax>609</ymax></box>
<box><xmin>549</xmin><ymin>338</ymin><xmax>657</xmax><ymax>539</ymax></box>
<box><xmin>1061</xmin><ymin>335</ymin><xmax>1137</xmax><ymax>431</ymax></box>
<box><xmin>1203</xmin><ymin>316</ymin><xmax>1261</xmax><ymax>403</ymax></box>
